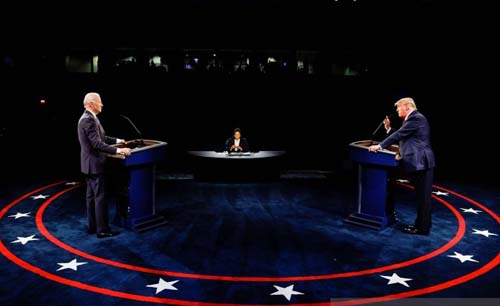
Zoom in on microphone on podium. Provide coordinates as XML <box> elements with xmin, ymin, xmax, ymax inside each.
<box><xmin>369</xmin><ymin>115</ymin><xmax>393</xmax><ymax>146</ymax></box>
<box><xmin>120</xmin><ymin>114</ymin><xmax>144</xmax><ymax>147</ymax></box>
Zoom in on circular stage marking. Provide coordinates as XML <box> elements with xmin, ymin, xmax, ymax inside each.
<box><xmin>34</xmin><ymin>183</ymin><xmax>465</xmax><ymax>281</ymax></box>
<box><xmin>0</xmin><ymin>181</ymin><xmax>499</xmax><ymax>305</ymax></box>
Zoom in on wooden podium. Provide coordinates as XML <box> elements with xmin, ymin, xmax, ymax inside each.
<box><xmin>345</xmin><ymin>140</ymin><xmax>399</xmax><ymax>230</ymax></box>
<box><xmin>108</xmin><ymin>139</ymin><xmax>168</xmax><ymax>231</ymax></box>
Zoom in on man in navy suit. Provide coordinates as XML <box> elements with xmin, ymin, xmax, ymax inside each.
<box><xmin>225</xmin><ymin>128</ymin><xmax>250</xmax><ymax>152</ymax></box>
<box><xmin>369</xmin><ymin>97</ymin><xmax>435</xmax><ymax>235</ymax></box>
<box><xmin>77</xmin><ymin>93</ymin><xmax>131</xmax><ymax>238</ymax></box>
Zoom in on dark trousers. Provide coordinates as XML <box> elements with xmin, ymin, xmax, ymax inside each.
<box><xmin>85</xmin><ymin>174</ymin><xmax>110</xmax><ymax>234</ymax></box>
<box><xmin>411</xmin><ymin>167</ymin><xmax>434</xmax><ymax>231</ymax></box>
<box><xmin>386</xmin><ymin>167</ymin><xmax>433</xmax><ymax>230</ymax></box>
<box><xmin>386</xmin><ymin>167</ymin><xmax>404</xmax><ymax>218</ymax></box>
<box><xmin>105</xmin><ymin>162</ymin><xmax>130</xmax><ymax>226</ymax></box>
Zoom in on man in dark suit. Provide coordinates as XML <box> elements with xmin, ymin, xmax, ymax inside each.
<box><xmin>369</xmin><ymin>97</ymin><xmax>435</xmax><ymax>235</ymax></box>
<box><xmin>77</xmin><ymin>93</ymin><xmax>131</xmax><ymax>238</ymax></box>
<box><xmin>225</xmin><ymin>128</ymin><xmax>250</xmax><ymax>152</ymax></box>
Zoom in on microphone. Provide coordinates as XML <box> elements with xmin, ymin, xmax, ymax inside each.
<box><xmin>369</xmin><ymin>115</ymin><xmax>392</xmax><ymax>146</ymax></box>
<box><xmin>120</xmin><ymin>114</ymin><xmax>144</xmax><ymax>147</ymax></box>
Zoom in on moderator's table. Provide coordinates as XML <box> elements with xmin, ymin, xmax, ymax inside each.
<box><xmin>188</xmin><ymin>151</ymin><xmax>286</xmax><ymax>181</ymax></box>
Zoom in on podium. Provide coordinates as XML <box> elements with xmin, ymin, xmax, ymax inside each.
<box><xmin>108</xmin><ymin>139</ymin><xmax>168</xmax><ymax>231</ymax></box>
<box><xmin>345</xmin><ymin>140</ymin><xmax>399</xmax><ymax>230</ymax></box>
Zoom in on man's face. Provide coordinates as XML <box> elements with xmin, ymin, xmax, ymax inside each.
<box><xmin>396</xmin><ymin>103</ymin><xmax>409</xmax><ymax>119</ymax></box>
<box><xmin>92</xmin><ymin>98</ymin><xmax>103</xmax><ymax>114</ymax></box>
<box><xmin>234</xmin><ymin>131</ymin><xmax>241</xmax><ymax>140</ymax></box>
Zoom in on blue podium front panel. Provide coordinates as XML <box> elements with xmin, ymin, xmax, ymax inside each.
<box><xmin>129</xmin><ymin>166</ymin><xmax>155</xmax><ymax>224</ymax></box>
<box><xmin>345</xmin><ymin>140</ymin><xmax>399</xmax><ymax>230</ymax></box>
<box><xmin>110</xmin><ymin>139</ymin><xmax>167</xmax><ymax>231</ymax></box>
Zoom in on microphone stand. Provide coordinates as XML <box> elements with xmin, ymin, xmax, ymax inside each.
<box><xmin>120</xmin><ymin>115</ymin><xmax>144</xmax><ymax>147</ymax></box>
<box><xmin>369</xmin><ymin>118</ymin><xmax>386</xmax><ymax>146</ymax></box>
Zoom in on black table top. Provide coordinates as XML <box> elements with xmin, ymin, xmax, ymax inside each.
<box><xmin>188</xmin><ymin>151</ymin><xmax>286</xmax><ymax>159</ymax></box>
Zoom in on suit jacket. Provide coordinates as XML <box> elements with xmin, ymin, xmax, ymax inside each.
<box><xmin>225</xmin><ymin>137</ymin><xmax>250</xmax><ymax>152</ymax></box>
<box><xmin>380</xmin><ymin>111</ymin><xmax>436</xmax><ymax>173</ymax></box>
<box><xmin>78</xmin><ymin>110</ymin><xmax>118</xmax><ymax>174</ymax></box>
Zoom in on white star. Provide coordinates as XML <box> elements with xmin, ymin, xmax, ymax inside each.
<box><xmin>65</xmin><ymin>182</ymin><xmax>79</xmax><ymax>185</ymax></box>
<box><xmin>270</xmin><ymin>285</ymin><xmax>304</xmax><ymax>301</ymax></box>
<box><xmin>31</xmin><ymin>194</ymin><xmax>49</xmax><ymax>200</ymax></box>
<box><xmin>11</xmin><ymin>235</ymin><xmax>39</xmax><ymax>245</ymax></box>
<box><xmin>380</xmin><ymin>273</ymin><xmax>413</xmax><ymax>288</ymax></box>
<box><xmin>396</xmin><ymin>179</ymin><xmax>410</xmax><ymax>183</ymax></box>
<box><xmin>432</xmin><ymin>191</ymin><xmax>449</xmax><ymax>196</ymax></box>
<box><xmin>8</xmin><ymin>212</ymin><xmax>31</xmax><ymax>219</ymax></box>
<box><xmin>57</xmin><ymin>258</ymin><xmax>88</xmax><ymax>271</ymax></box>
<box><xmin>472</xmin><ymin>229</ymin><xmax>498</xmax><ymax>238</ymax></box>
<box><xmin>447</xmin><ymin>252</ymin><xmax>479</xmax><ymax>263</ymax></box>
<box><xmin>146</xmin><ymin>278</ymin><xmax>179</xmax><ymax>294</ymax></box>
<box><xmin>460</xmin><ymin>208</ymin><xmax>482</xmax><ymax>214</ymax></box>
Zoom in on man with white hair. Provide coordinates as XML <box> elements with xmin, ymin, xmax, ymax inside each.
<box><xmin>77</xmin><ymin>92</ymin><xmax>131</xmax><ymax>238</ymax></box>
<box><xmin>369</xmin><ymin>97</ymin><xmax>435</xmax><ymax>235</ymax></box>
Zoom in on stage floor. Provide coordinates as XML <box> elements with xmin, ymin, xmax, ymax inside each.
<box><xmin>1</xmin><ymin>172</ymin><xmax>499</xmax><ymax>305</ymax></box>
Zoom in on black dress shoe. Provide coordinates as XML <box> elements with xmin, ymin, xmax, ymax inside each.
<box><xmin>87</xmin><ymin>229</ymin><xmax>96</xmax><ymax>235</ymax></box>
<box><xmin>387</xmin><ymin>215</ymin><xmax>399</xmax><ymax>226</ymax></box>
<box><xmin>403</xmin><ymin>227</ymin><xmax>430</xmax><ymax>235</ymax></box>
<box><xmin>97</xmin><ymin>231</ymin><xmax>119</xmax><ymax>239</ymax></box>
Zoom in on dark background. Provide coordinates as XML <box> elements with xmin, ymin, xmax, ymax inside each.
<box><xmin>1</xmin><ymin>0</ymin><xmax>497</xmax><ymax>184</ymax></box>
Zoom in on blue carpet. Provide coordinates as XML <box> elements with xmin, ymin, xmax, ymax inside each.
<box><xmin>1</xmin><ymin>174</ymin><xmax>499</xmax><ymax>305</ymax></box>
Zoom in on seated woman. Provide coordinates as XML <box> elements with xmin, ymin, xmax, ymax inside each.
<box><xmin>225</xmin><ymin>128</ymin><xmax>250</xmax><ymax>152</ymax></box>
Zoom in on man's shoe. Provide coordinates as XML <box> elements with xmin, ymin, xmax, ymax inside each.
<box><xmin>387</xmin><ymin>215</ymin><xmax>399</xmax><ymax>226</ymax></box>
<box><xmin>403</xmin><ymin>227</ymin><xmax>430</xmax><ymax>235</ymax></box>
<box><xmin>87</xmin><ymin>229</ymin><xmax>96</xmax><ymax>235</ymax></box>
<box><xmin>97</xmin><ymin>231</ymin><xmax>119</xmax><ymax>239</ymax></box>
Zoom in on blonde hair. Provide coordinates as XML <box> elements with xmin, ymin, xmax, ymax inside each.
<box><xmin>394</xmin><ymin>97</ymin><xmax>417</xmax><ymax>110</ymax></box>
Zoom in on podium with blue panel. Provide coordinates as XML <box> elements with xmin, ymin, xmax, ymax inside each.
<box><xmin>346</xmin><ymin>140</ymin><xmax>399</xmax><ymax>230</ymax></box>
<box><xmin>109</xmin><ymin>139</ymin><xmax>168</xmax><ymax>232</ymax></box>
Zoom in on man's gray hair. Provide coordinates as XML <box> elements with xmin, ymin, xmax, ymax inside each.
<box><xmin>83</xmin><ymin>92</ymin><xmax>100</xmax><ymax>106</ymax></box>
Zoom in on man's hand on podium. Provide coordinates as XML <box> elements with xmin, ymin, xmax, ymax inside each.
<box><xmin>117</xmin><ymin>147</ymin><xmax>132</xmax><ymax>156</ymax></box>
<box><xmin>368</xmin><ymin>144</ymin><xmax>382</xmax><ymax>152</ymax></box>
